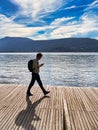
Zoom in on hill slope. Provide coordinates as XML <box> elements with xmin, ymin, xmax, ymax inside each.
<box><xmin>0</xmin><ymin>37</ymin><xmax>98</xmax><ymax>52</ymax></box>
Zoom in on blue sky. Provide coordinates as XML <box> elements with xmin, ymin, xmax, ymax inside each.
<box><xmin>0</xmin><ymin>0</ymin><xmax>98</xmax><ymax>40</ymax></box>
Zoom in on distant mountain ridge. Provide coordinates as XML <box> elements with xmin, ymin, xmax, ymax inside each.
<box><xmin>0</xmin><ymin>36</ymin><xmax>98</xmax><ymax>52</ymax></box>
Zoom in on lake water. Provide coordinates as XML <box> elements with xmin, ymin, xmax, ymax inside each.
<box><xmin>0</xmin><ymin>53</ymin><xmax>98</xmax><ymax>87</ymax></box>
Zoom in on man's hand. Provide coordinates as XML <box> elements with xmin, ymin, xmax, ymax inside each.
<box><xmin>39</xmin><ymin>63</ymin><xmax>44</xmax><ymax>67</ymax></box>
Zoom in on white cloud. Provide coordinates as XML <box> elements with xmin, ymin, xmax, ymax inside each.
<box><xmin>11</xmin><ymin>0</ymin><xmax>63</xmax><ymax>21</ymax></box>
<box><xmin>89</xmin><ymin>0</ymin><xmax>98</xmax><ymax>8</ymax></box>
<box><xmin>84</xmin><ymin>0</ymin><xmax>98</xmax><ymax>12</ymax></box>
<box><xmin>51</xmin><ymin>17</ymin><xmax>75</xmax><ymax>26</ymax></box>
<box><xmin>30</xmin><ymin>13</ymin><xmax>98</xmax><ymax>40</ymax></box>
<box><xmin>0</xmin><ymin>14</ymin><xmax>37</xmax><ymax>38</ymax></box>
<box><xmin>63</xmin><ymin>1</ymin><xmax>98</xmax><ymax>11</ymax></box>
<box><xmin>0</xmin><ymin>14</ymin><xmax>53</xmax><ymax>39</ymax></box>
<box><xmin>63</xmin><ymin>5</ymin><xmax>77</xmax><ymax>10</ymax></box>
<box><xmin>49</xmin><ymin>14</ymin><xmax>98</xmax><ymax>39</ymax></box>
<box><xmin>0</xmin><ymin>10</ymin><xmax>98</xmax><ymax>40</ymax></box>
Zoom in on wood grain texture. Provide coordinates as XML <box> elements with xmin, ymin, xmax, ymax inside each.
<box><xmin>0</xmin><ymin>85</ymin><xmax>98</xmax><ymax>130</ymax></box>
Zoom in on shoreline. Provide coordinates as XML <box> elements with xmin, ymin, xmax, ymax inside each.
<box><xmin>0</xmin><ymin>83</ymin><xmax>98</xmax><ymax>88</ymax></box>
<box><xmin>0</xmin><ymin>52</ymin><xmax>98</xmax><ymax>55</ymax></box>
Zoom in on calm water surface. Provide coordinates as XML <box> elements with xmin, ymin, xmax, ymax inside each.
<box><xmin>0</xmin><ymin>53</ymin><xmax>98</xmax><ymax>87</ymax></box>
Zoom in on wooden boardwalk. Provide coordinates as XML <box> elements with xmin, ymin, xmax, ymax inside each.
<box><xmin>0</xmin><ymin>84</ymin><xmax>98</xmax><ymax>130</ymax></box>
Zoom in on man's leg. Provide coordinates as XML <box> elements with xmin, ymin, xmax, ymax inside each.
<box><xmin>27</xmin><ymin>73</ymin><xmax>35</xmax><ymax>94</ymax></box>
<box><xmin>36</xmin><ymin>74</ymin><xmax>47</xmax><ymax>94</ymax></box>
<box><xmin>36</xmin><ymin>74</ymin><xmax>50</xmax><ymax>95</ymax></box>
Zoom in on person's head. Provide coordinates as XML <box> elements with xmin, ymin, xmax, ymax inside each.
<box><xmin>36</xmin><ymin>53</ymin><xmax>43</xmax><ymax>60</ymax></box>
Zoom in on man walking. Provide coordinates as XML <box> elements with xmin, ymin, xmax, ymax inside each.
<box><xmin>27</xmin><ymin>53</ymin><xmax>50</xmax><ymax>96</ymax></box>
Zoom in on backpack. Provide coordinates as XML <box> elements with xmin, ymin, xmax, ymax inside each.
<box><xmin>28</xmin><ymin>60</ymin><xmax>34</xmax><ymax>72</ymax></box>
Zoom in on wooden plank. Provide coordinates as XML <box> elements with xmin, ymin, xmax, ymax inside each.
<box><xmin>0</xmin><ymin>85</ymin><xmax>98</xmax><ymax>130</ymax></box>
<box><xmin>76</xmin><ymin>111</ymin><xmax>86</xmax><ymax>130</ymax></box>
<box><xmin>63</xmin><ymin>87</ymin><xmax>98</xmax><ymax>130</ymax></box>
<box><xmin>82</xmin><ymin>88</ymin><xmax>98</xmax><ymax>111</ymax></box>
<box><xmin>63</xmin><ymin>87</ymin><xmax>76</xmax><ymax>130</ymax></box>
<box><xmin>63</xmin><ymin>99</ymin><xmax>71</xmax><ymax>130</ymax></box>
<box><xmin>0</xmin><ymin>84</ymin><xmax>17</xmax><ymax>101</ymax></box>
<box><xmin>0</xmin><ymin>87</ymin><xmax>26</xmax><ymax>130</ymax></box>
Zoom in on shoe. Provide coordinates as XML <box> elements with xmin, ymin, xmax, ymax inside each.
<box><xmin>26</xmin><ymin>92</ymin><xmax>33</xmax><ymax>96</ymax></box>
<box><xmin>44</xmin><ymin>91</ymin><xmax>50</xmax><ymax>95</ymax></box>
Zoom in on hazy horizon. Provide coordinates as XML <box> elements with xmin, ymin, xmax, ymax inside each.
<box><xmin>1</xmin><ymin>36</ymin><xmax>98</xmax><ymax>41</ymax></box>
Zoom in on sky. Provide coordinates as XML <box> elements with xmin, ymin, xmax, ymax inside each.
<box><xmin>0</xmin><ymin>0</ymin><xmax>98</xmax><ymax>40</ymax></box>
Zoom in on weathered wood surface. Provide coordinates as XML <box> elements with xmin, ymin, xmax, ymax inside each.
<box><xmin>63</xmin><ymin>87</ymin><xmax>98</xmax><ymax>130</ymax></box>
<box><xmin>0</xmin><ymin>84</ymin><xmax>98</xmax><ymax>130</ymax></box>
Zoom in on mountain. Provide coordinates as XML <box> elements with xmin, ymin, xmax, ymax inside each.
<box><xmin>0</xmin><ymin>36</ymin><xmax>98</xmax><ymax>52</ymax></box>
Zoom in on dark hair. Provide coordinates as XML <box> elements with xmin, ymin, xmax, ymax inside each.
<box><xmin>36</xmin><ymin>53</ymin><xmax>43</xmax><ymax>57</ymax></box>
